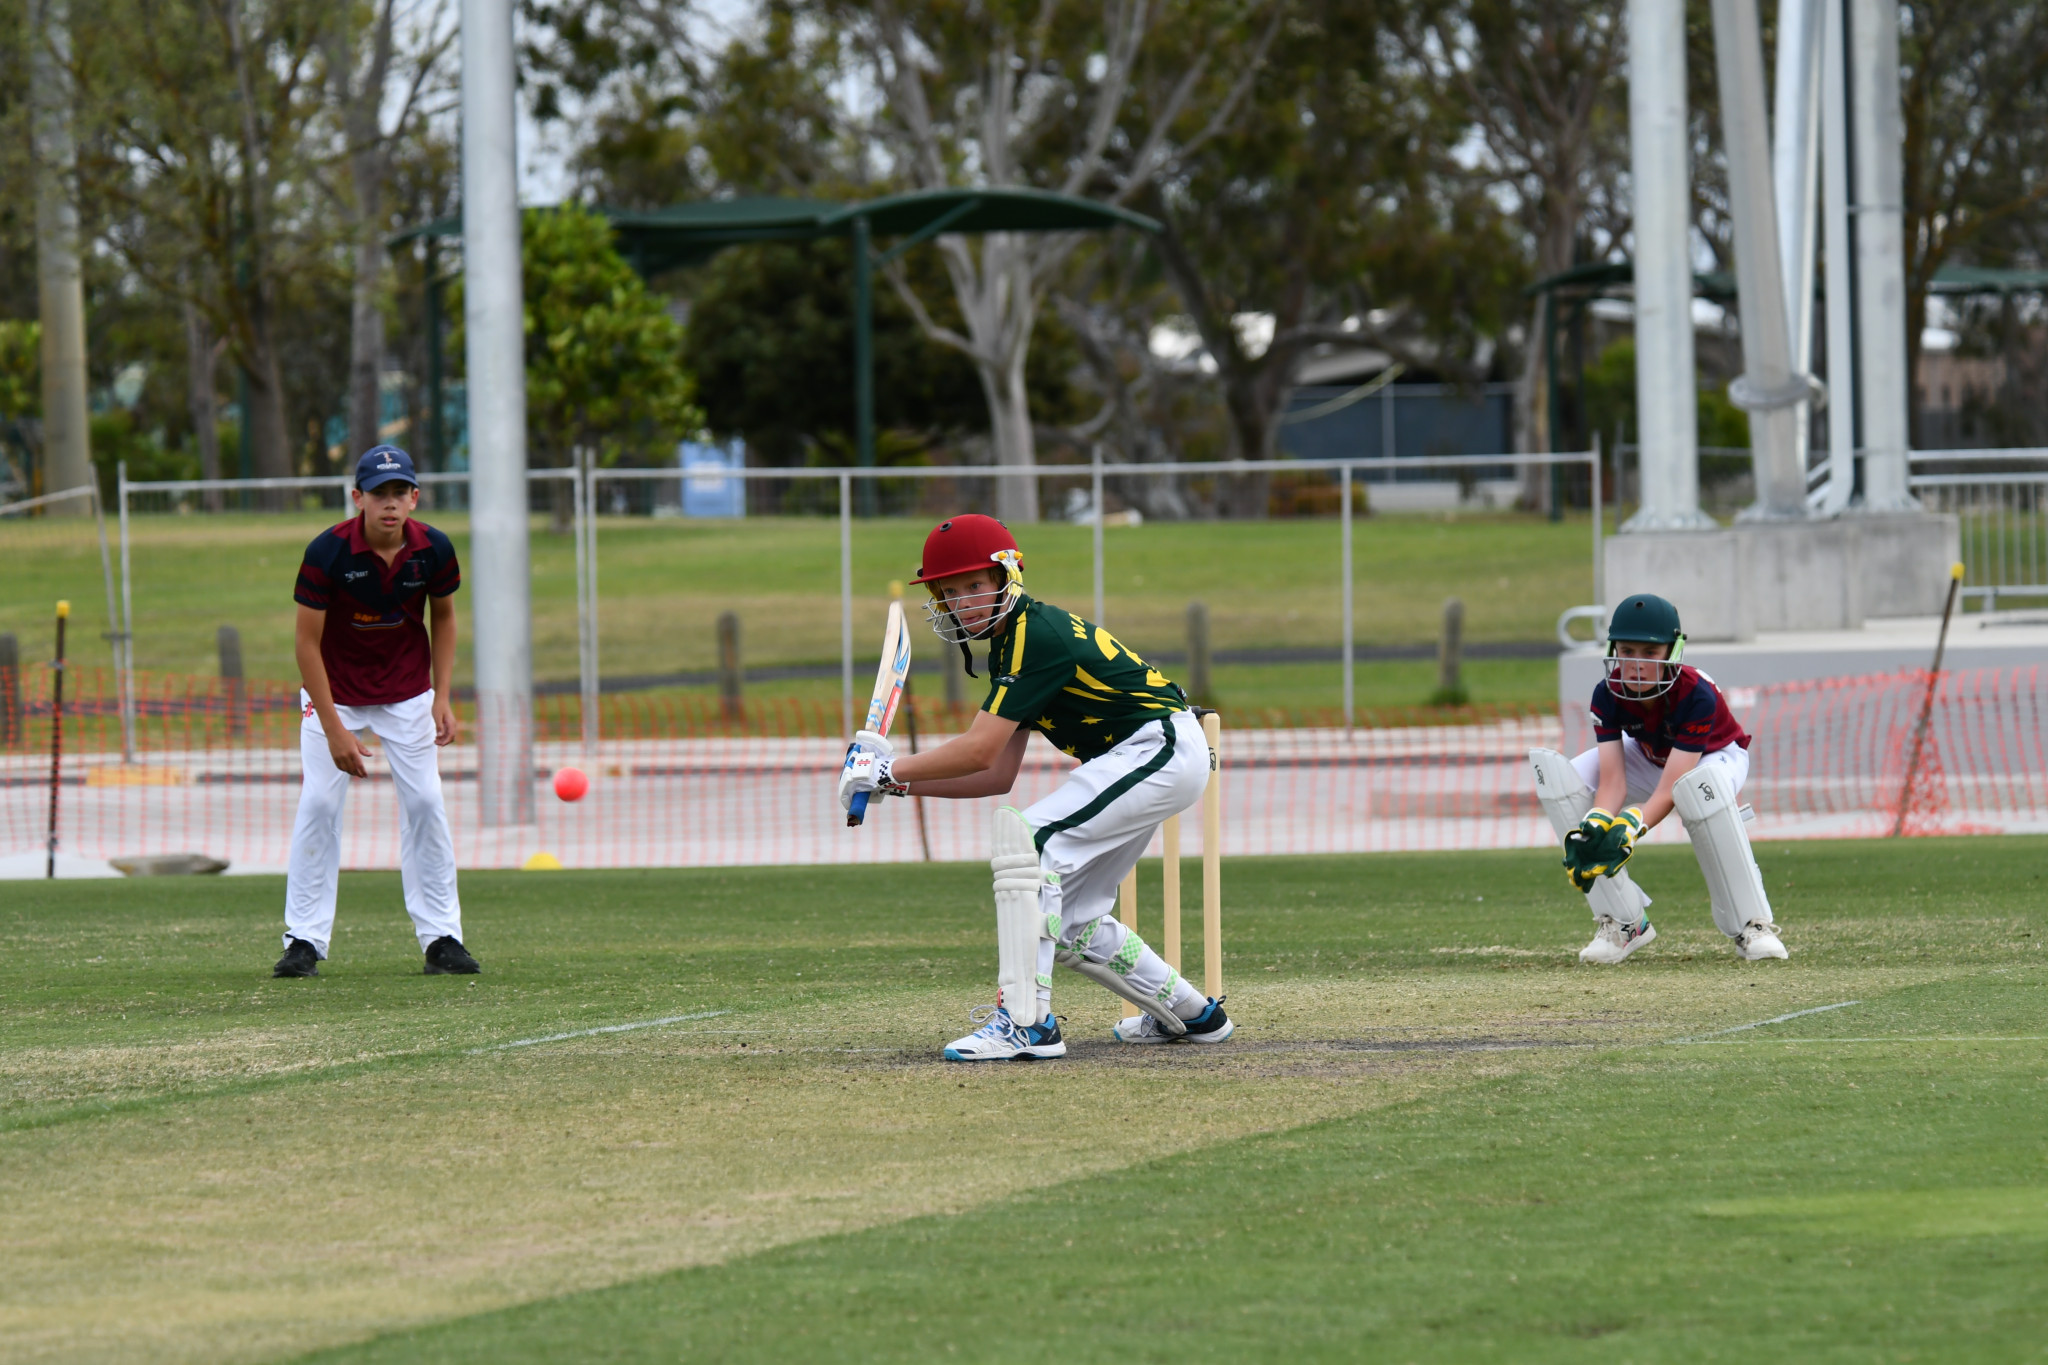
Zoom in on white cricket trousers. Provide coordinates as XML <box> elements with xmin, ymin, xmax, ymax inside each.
<box><xmin>1027</xmin><ymin>710</ymin><xmax>1210</xmax><ymax>939</ymax></box>
<box><xmin>1570</xmin><ymin>736</ymin><xmax>1750</xmax><ymax>803</ymax></box>
<box><xmin>284</xmin><ymin>689</ymin><xmax>463</xmax><ymax>958</ymax></box>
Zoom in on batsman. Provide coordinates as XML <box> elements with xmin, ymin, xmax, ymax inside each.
<box><xmin>837</xmin><ymin>514</ymin><xmax>1233</xmax><ymax>1060</ymax></box>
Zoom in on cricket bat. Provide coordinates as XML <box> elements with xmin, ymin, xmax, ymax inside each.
<box><xmin>846</xmin><ymin>599</ymin><xmax>911</xmax><ymax>827</ymax></box>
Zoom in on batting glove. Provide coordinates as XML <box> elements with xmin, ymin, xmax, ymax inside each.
<box><xmin>838</xmin><ymin>731</ymin><xmax>906</xmax><ymax>812</ymax></box>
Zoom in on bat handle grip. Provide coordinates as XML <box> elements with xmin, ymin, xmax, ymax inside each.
<box><xmin>846</xmin><ymin>738</ymin><xmax>871</xmax><ymax>827</ymax></box>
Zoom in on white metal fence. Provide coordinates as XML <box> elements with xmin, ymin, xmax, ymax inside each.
<box><xmin>101</xmin><ymin>450</ymin><xmax>1601</xmax><ymax>740</ymax></box>
<box><xmin>1910</xmin><ymin>450</ymin><xmax>2048</xmax><ymax>608</ymax></box>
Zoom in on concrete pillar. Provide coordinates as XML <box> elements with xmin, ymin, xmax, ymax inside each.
<box><xmin>1622</xmin><ymin>0</ymin><xmax>1714</xmax><ymax>531</ymax></box>
<box><xmin>30</xmin><ymin>0</ymin><xmax>92</xmax><ymax>507</ymax></box>
<box><xmin>1710</xmin><ymin>0</ymin><xmax>1811</xmax><ymax>520</ymax></box>
<box><xmin>1849</xmin><ymin>0</ymin><xmax>1916</xmax><ymax>510</ymax></box>
<box><xmin>1772</xmin><ymin>0</ymin><xmax>1823</xmax><ymax>505</ymax></box>
<box><xmin>461</xmin><ymin>0</ymin><xmax>534</xmax><ymax>825</ymax></box>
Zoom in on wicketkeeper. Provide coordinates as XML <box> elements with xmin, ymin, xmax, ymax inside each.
<box><xmin>838</xmin><ymin>514</ymin><xmax>1232</xmax><ymax>1060</ymax></box>
<box><xmin>273</xmin><ymin>445</ymin><xmax>478</xmax><ymax>979</ymax></box>
<box><xmin>1529</xmin><ymin>592</ymin><xmax>1786</xmax><ymax>964</ymax></box>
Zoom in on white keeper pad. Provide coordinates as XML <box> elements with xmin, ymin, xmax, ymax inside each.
<box><xmin>1671</xmin><ymin>762</ymin><xmax>1774</xmax><ymax>938</ymax></box>
<box><xmin>1528</xmin><ymin>748</ymin><xmax>1652</xmax><ymax>927</ymax></box>
<box><xmin>991</xmin><ymin>806</ymin><xmax>1052</xmax><ymax>1028</ymax></box>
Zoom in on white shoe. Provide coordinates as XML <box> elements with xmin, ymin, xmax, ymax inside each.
<box><xmin>1111</xmin><ymin>997</ymin><xmax>1233</xmax><ymax>1045</ymax></box>
<box><xmin>942</xmin><ymin>1006</ymin><xmax>1066</xmax><ymax>1061</ymax></box>
<box><xmin>1578</xmin><ymin>915</ymin><xmax>1656</xmax><ymax>964</ymax></box>
<box><xmin>1734</xmin><ymin>920</ymin><xmax>1788</xmax><ymax>960</ymax></box>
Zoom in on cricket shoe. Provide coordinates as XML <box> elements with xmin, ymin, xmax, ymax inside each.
<box><xmin>1579</xmin><ymin>915</ymin><xmax>1656</xmax><ymax>964</ymax></box>
<box><xmin>1112</xmin><ymin>996</ymin><xmax>1234</xmax><ymax>1045</ymax></box>
<box><xmin>942</xmin><ymin>1006</ymin><xmax>1066</xmax><ymax>1061</ymax></box>
<box><xmin>424</xmin><ymin>936</ymin><xmax>481</xmax><ymax>975</ymax></box>
<box><xmin>1734</xmin><ymin>920</ymin><xmax>1788</xmax><ymax>961</ymax></box>
<box><xmin>273</xmin><ymin>938</ymin><xmax>320</xmax><ymax>978</ymax></box>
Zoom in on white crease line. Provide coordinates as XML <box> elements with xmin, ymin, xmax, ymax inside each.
<box><xmin>1666</xmin><ymin>1000</ymin><xmax>1859</xmax><ymax>1045</ymax></box>
<box><xmin>1677</xmin><ymin>1035</ymin><xmax>2048</xmax><ymax>1045</ymax></box>
<box><xmin>473</xmin><ymin>1009</ymin><xmax>733</xmax><ymax>1053</ymax></box>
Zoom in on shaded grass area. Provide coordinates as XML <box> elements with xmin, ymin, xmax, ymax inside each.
<box><xmin>5</xmin><ymin>838</ymin><xmax>2041</xmax><ymax>1362</ymax></box>
<box><xmin>3</xmin><ymin>513</ymin><xmax>1599</xmax><ymax>704</ymax></box>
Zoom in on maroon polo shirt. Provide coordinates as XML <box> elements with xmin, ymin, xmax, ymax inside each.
<box><xmin>1589</xmin><ymin>665</ymin><xmax>1750</xmax><ymax>766</ymax></box>
<box><xmin>293</xmin><ymin>516</ymin><xmax>460</xmax><ymax>706</ymax></box>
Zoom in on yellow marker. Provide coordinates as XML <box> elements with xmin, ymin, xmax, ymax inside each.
<box><xmin>522</xmin><ymin>851</ymin><xmax>563</xmax><ymax>871</ymax></box>
<box><xmin>1950</xmin><ymin>561</ymin><xmax>1966</xmax><ymax>580</ymax></box>
<box><xmin>55</xmin><ymin>600</ymin><xmax>70</xmax><ymax>618</ymax></box>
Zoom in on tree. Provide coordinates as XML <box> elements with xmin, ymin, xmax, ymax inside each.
<box><xmin>0</xmin><ymin>321</ymin><xmax>38</xmax><ymax>421</ymax></box>
<box><xmin>1402</xmin><ymin>0</ymin><xmax>1630</xmax><ymax>500</ymax></box>
<box><xmin>683</xmin><ymin>238</ymin><xmax>993</xmax><ymax>464</ymax></box>
<box><xmin>69</xmin><ymin>0</ymin><xmax>335</xmax><ymax>484</ymax></box>
<box><xmin>525</xmin><ymin>0</ymin><xmax>1271</xmax><ymax>520</ymax></box>
<box><xmin>845</xmin><ymin>0</ymin><xmax>1271</xmax><ymax>520</ymax></box>
<box><xmin>1109</xmin><ymin>0</ymin><xmax>1522</xmax><ymax>515</ymax></box>
<box><xmin>321</xmin><ymin>0</ymin><xmax>453</xmax><ymax>460</ymax></box>
<box><xmin>1899</xmin><ymin>0</ymin><xmax>2048</xmax><ymax>443</ymax></box>
<box><xmin>452</xmin><ymin>206</ymin><xmax>699</xmax><ymax>488</ymax></box>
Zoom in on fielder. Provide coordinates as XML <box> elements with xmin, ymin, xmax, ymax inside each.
<box><xmin>838</xmin><ymin>514</ymin><xmax>1232</xmax><ymax>1060</ymax></box>
<box><xmin>273</xmin><ymin>446</ymin><xmax>478</xmax><ymax>979</ymax></box>
<box><xmin>1530</xmin><ymin>592</ymin><xmax>1786</xmax><ymax>964</ymax></box>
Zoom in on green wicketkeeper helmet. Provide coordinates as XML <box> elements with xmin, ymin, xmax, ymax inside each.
<box><xmin>1604</xmin><ymin>593</ymin><xmax>1685</xmax><ymax>697</ymax></box>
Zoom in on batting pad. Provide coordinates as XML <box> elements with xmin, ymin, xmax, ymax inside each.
<box><xmin>991</xmin><ymin>806</ymin><xmax>1053</xmax><ymax>1029</ymax></box>
<box><xmin>1054</xmin><ymin>917</ymin><xmax>1187</xmax><ymax>1035</ymax></box>
<box><xmin>1528</xmin><ymin>748</ymin><xmax>1651</xmax><ymax>926</ymax></box>
<box><xmin>1671</xmin><ymin>763</ymin><xmax>1773</xmax><ymax>938</ymax></box>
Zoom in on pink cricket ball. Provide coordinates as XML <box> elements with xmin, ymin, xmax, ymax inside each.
<box><xmin>552</xmin><ymin>766</ymin><xmax>589</xmax><ymax>802</ymax></box>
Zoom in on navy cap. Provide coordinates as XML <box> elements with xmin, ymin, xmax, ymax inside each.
<box><xmin>355</xmin><ymin>445</ymin><xmax>418</xmax><ymax>491</ymax></box>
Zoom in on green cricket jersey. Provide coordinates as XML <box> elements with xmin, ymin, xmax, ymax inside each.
<box><xmin>981</xmin><ymin>593</ymin><xmax>1189</xmax><ymax>761</ymax></box>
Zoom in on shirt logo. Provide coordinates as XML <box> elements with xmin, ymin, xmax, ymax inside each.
<box><xmin>344</xmin><ymin>569</ymin><xmax>368</xmax><ymax>582</ymax></box>
<box><xmin>997</xmin><ymin>674</ymin><xmax>1017</xmax><ymax>685</ymax></box>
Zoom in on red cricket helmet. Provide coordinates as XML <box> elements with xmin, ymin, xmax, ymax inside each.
<box><xmin>910</xmin><ymin>514</ymin><xmax>1021</xmax><ymax>584</ymax></box>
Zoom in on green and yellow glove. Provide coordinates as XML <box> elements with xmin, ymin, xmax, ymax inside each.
<box><xmin>1562</xmin><ymin>807</ymin><xmax>1645</xmax><ymax>891</ymax></box>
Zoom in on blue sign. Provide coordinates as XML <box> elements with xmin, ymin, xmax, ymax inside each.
<box><xmin>681</xmin><ymin>440</ymin><xmax>746</xmax><ymax>518</ymax></box>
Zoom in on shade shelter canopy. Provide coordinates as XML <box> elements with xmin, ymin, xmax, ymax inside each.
<box><xmin>393</xmin><ymin>190</ymin><xmax>1159</xmax><ymax>485</ymax></box>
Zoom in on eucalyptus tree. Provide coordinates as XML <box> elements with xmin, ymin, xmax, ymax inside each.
<box><xmin>322</xmin><ymin>0</ymin><xmax>455</xmax><ymax>460</ymax></box>
<box><xmin>68</xmin><ymin>0</ymin><xmax>337</xmax><ymax>482</ymax></box>
<box><xmin>1093</xmin><ymin>0</ymin><xmax>1521</xmax><ymax>516</ymax></box>
<box><xmin>1400</xmin><ymin>0</ymin><xmax>1630</xmax><ymax>480</ymax></box>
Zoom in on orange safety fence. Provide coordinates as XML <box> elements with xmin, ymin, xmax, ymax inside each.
<box><xmin>4</xmin><ymin>663</ymin><xmax>2045</xmax><ymax>875</ymax></box>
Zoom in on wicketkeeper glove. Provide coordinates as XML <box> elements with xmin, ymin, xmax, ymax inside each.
<box><xmin>1563</xmin><ymin>806</ymin><xmax>1645</xmax><ymax>891</ymax></box>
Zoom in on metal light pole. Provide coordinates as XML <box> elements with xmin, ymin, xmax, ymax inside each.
<box><xmin>1711</xmin><ymin>0</ymin><xmax>1814</xmax><ymax>520</ymax></box>
<box><xmin>1818</xmin><ymin>0</ymin><xmax>1858</xmax><ymax>514</ymax></box>
<box><xmin>852</xmin><ymin>214</ymin><xmax>875</xmax><ymax>516</ymax></box>
<box><xmin>461</xmin><ymin>0</ymin><xmax>535</xmax><ymax>825</ymax></box>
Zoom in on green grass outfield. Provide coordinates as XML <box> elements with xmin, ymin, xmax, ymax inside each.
<box><xmin>3</xmin><ymin>839</ymin><xmax>2043</xmax><ymax>1362</ymax></box>
<box><xmin>0</xmin><ymin>511</ymin><xmax>1599</xmax><ymax>714</ymax></box>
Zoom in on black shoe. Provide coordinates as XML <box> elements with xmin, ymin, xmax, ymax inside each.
<box><xmin>1181</xmin><ymin>995</ymin><xmax>1234</xmax><ymax>1043</ymax></box>
<box><xmin>424</xmin><ymin>936</ymin><xmax>480</xmax><ymax>975</ymax></box>
<box><xmin>273</xmin><ymin>938</ymin><xmax>320</xmax><ymax>978</ymax></box>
